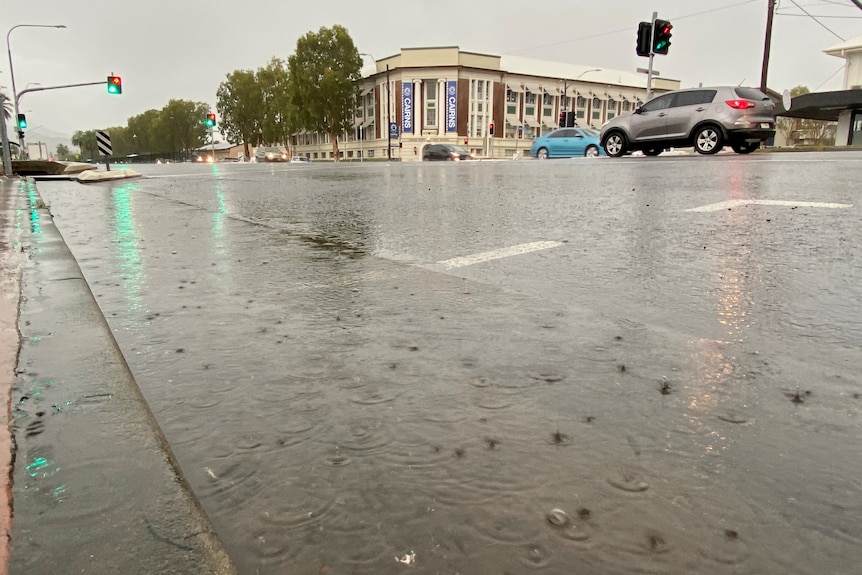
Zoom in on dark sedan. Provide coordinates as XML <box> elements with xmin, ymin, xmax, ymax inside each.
<box><xmin>422</xmin><ymin>144</ymin><xmax>475</xmax><ymax>161</ymax></box>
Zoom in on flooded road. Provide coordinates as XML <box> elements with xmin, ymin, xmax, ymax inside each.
<box><xmin>32</xmin><ymin>154</ymin><xmax>862</xmax><ymax>574</ymax></box>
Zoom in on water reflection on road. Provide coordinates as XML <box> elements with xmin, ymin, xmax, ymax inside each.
<box><xmin>36</xmin><ymin>156</ymin><xmax>862</xmax><ymax>574</ymax></box>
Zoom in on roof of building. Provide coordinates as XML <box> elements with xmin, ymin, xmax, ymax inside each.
<box><xmin>824</xmin><ymin>35</ymin><xmax>862</xmax><ymax>56</ymax></box>
<box><xmin>500</xmin><ymin>55</ymin><xmax>647</xmax><ymax>89</ymax></box>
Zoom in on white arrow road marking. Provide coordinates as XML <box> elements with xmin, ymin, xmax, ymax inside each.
<box><xmin>686</xmin><ymin>199</ymin><xmax>853</xmax><ymax>213</ymax></box>
<box><xmin>436</xmin><ymin>241</ymin><xmax>563</xmax><ymax>270</ymax></box>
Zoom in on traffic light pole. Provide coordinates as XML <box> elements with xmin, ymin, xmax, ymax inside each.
<box><xmin>646</xmin><ymin>11</ymin><xmax>657</xmax><ymax>100</ymax></box>
<box><xmin>15</xmin><ymin>80</ymin><xmax>108</xmax><ymax>159</ymax></box>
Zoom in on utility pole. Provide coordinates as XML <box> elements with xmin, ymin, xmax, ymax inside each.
<box><xmin>761</xmin><ymin>0</ymin><xmax>776</xmax><ymax>91</ymax></box>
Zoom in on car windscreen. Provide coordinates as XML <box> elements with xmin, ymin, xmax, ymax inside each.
<box><xmin>449</xmin><ymin>146</ymin><xmax>470</xmax><ymax>154</ymax></box>
<box><xmin>734</xmin><ymin>87</ymin><xmax>770</xmax><ymax>101</ymax></box>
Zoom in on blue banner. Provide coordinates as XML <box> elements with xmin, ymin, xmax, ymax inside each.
<box><xmin>445</xmin><ymin>80</ymin><xmax>457</xmax><ymax>133</ymax></box>
<box><xmin>402</xmin><ymin>83</ymin><xmax>413</xmax><ymax>134</ymax></box>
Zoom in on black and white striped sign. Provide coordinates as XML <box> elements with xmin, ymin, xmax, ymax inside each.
<box><xmin>96</xmin><ymin>130</ymin><xmax>112</xmax><ymax>156</ymax></box>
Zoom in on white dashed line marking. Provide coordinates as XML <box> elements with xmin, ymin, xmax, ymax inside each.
<box><xmin>686</xmin><ymin>199</ymin><xmax>853</xmax><ymax>213</ymax></box>
<box><xmin>436</xmin><ymin>241</ymin><xmax>563</xmax><ymax>269</ymax></box>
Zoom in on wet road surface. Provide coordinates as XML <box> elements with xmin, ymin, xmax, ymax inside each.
<box><xmin>26</xmin><ymin>153</ymin><xmax>862</xmax><ymax>573</ymax></box>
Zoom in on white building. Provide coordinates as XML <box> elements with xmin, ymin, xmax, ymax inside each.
<box><xmin>291</xmin><ymin>46</ymin><xmax>680</xmax><ymax>161</ymax></box>
<box><xmin>780</xmin><ymin>35</ymin><xmax>862</xmax><ymax>146</ymax></box>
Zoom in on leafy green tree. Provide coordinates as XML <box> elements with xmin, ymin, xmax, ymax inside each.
<box><xmin>55</xmin><ymin>143</ymin><xmax>71</xmax><ymax>161</ymax></box>
<box><xmin>217</xmin><ymin>69</ymin><xmax>263</xmax><ymax>159</ymax></box>
<box><xmin>288</xmin><ymin>25</ymin><xmax>362</xmax><ymax>161</ymax></box>
<box><xmin>127</xmin><ymin>109</ymin><xmax>161</xmax><ymax>154</ymax></box>
<box><xmin>154</xmin><ymin>99</ymin><xmax>209</xmax><ymax>155</ymax></box>
<box><xmin>258</xmin><ymin>57</ymin><xmax>295</xmax><ymax>154</ymax></box>
<box><xmin>72</xmin><ymin>130</ymin><xmax>98</xmax><ymax>160</ymax></box>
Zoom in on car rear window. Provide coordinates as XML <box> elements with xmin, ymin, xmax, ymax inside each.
<box><xmin>673</xmin><ymin>90</ymin><xmax>716</xmax><ymax>107</ymax></box>
<box><xmin>734</xmin><ymin>87</ymin><xmax>770</xmax><ymax>101</ymax></box>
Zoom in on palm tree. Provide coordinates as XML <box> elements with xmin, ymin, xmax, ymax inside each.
<box><xmin>1</xmin><ymin>91</ymin><xmax>11</xmax><ymax>122</ymax></box>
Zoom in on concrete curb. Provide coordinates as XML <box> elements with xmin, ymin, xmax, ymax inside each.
<box><xmin>2</xmin><ymin>178</ymin><xmax>237</xmax><ymax>574</ymax></box>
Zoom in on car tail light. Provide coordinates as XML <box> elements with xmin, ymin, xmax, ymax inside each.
<box><xmin>725</xmin><ymin>99</ymin><xmax>756</xmax><ymax>110</ymax></box>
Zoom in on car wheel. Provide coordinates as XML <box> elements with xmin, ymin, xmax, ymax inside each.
<box><xmin>694</xmin><ymin>125</ymin><xmax>723</xmax><ymax>154</ymax></box>
<box><xmin>643</xmin><ymin>148</ymin><xmax>662</xmax><ymax>156</ymax></box>
<box><xmin>731</xmin><ymin>142</ymin><xmax>759</xmax><ymax>154</ymax></box>
<box><xmin>537</xmin><ymin>148</ymin><xmax>549</xmax><ymax>160</ymax></box>
<box><xmin>584</xmin><ymin>145</ymin><xmax>599</xmax><ymax>158</ymax></box>
<box><xmin>603</xmin><ymin>132</ymin><xmax>627</xmax><ymax>158</ymax></box>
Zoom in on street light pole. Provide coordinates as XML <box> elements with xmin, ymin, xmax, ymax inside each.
<box><xmin>386</xmin><ymin>64</ymin><xmax>391</xmax><ymax>161</ymax></box>
<box><xmin>6</xmin><ymin>23</ymin><xmax>67</xmax><ymax>158</ymax></box>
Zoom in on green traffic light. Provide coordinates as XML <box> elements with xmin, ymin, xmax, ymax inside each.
<box><xmin>17</xmin><ymin>114</ymin><xmax>27</xmax><ymax>129</ymax></box>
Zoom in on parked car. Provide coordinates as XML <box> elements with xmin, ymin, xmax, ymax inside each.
<box><xmin>600</xmin><ymin>86</ymin><xmax>776</xmax><ymax>157</ymax></box>
<box><xmin>255</xmin><ymin>146</ymin><xmax>288</xmax><ymax>162</ymax></box>
<box><xmin>530</xmin><ymin>127</ymin><xmax>604</xmax><ymax>159</ymax></box>
<box><xmin>422</xmin><ymin>144</ymin><xmax>474</xmax><ymax>161</ymax></box>
<box><xmin>290</xmin><ymin>156</ymin><xmax>310</xmax><ymax>163</ymax></box>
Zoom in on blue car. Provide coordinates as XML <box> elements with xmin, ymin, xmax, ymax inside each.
<box><xmin>529</xmin><ymin>127</ymin><xmax>605</xmax><ymax>159</ymax></box>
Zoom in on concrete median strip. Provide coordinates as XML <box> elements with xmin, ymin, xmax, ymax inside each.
<box><xmin>686</xmin><ymin>199</ymin><xmax>854</xmax><ymax>213</ymax></box>
<box><xmin>76</xmin><ymin>168</ymin><xmax>142</xmax><ymax>183</ymax></box>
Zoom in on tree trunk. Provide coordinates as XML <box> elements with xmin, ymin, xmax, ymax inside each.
<box><xmin>330</xmin><ymin>132</ymin><xmax>339</xmax><ymax>162</ymax></box>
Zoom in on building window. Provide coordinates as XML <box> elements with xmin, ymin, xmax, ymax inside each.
<box><xmin>424</xmin><ymin>81</ymin><xmax>438</xmax><ymax>127</ymax></box>
<box><xmin>542</xmin><ymin>93</ymin><xmax>554</xmax><ymax>106</ymax></box>
<box><xmin>607</xmin><ymin>99</ymin><xmax>617</xmax><ymax>120</ymax></box>
<box><xmin>525</xmin><ymin>105</ymin><xmax>535</xmax><ymax>116</ymax></box>
<box><xmin>475</xmin><ymin>81</ymin><xmax>484</xmax><ymax>100</ymax></box>
<box><xmin>313</xmin><ymin>152</ymin><xmax>318</xmax><ymax>159</ymax></box>
<box><xmin>592</xmin><ymin>97</ymin><xmax>602</xmax><ymax>122</ymax></box>
<box><xmin>365</xmin><ymin>93</ymin><xmax>375</xmax><ymax>120</ymax></box>
<box><xmin>368</xmin><ymin>149</ymin><xmax>374</xmax><ymax>158</ymax></box>
<box><xmin>506</xmin><ymin>89</ymin><xmax>518</xmax><ymax>103</ymax></box>
<box><xmin>506</xmin><ymin>104</ymin><xmax>517</xmax><ymax>115</ymax></box>
<box><xmin>623</xmin><ymin>100</ymin><xmax>631</xmax><ymax>112</ymax></box>
<box><xmin>525</xmin><ymin>91</ymin><xmax>536</xmax><ymax>105</ymax></box>
<box><xmin>543</xmin><ymin>106</ymin><xmax>554</xmax><ymax>118</ymax></box>
<box><xmin>348</xmin><ymin>150</ymin><xmax>354</xmax><ymax>158</ymax></box>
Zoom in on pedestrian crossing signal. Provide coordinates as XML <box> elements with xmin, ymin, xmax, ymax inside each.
<box><xmin>107</xmin><ymin>75</ymin><xmax>122</xmax><ymax>94</ymax></box>
<box><xmin>205</xmin><ymin>113</ymin><xmax>216</xmax><ymax>128</ymax></box>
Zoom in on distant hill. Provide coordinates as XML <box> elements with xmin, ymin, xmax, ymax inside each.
<box><xmin>21</xmin><ymin>127</ymin><xmax>73</xmax><ymax>159</ymax></box>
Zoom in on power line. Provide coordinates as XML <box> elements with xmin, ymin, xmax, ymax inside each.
<box><xmin>777</xmin><ymin>11</ymin><xmax>862</xmax><ymax>16</ymax></box>
<box><xmin>813</xmin><ymin>63</ymin><xmax>846</xmax><ymax>91</ymax></box>
<box><xmin>788</xmin><ymin>0</ymin><xmax>847</xmax><ymax>38</ymax></box>
<box><xmin>505</xmin><ymin>0</ymin><xmax>760</xmax><ymax>55</ymax></box>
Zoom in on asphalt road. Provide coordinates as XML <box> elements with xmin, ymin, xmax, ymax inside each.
<box><xmin>23</xmin><ymin>152</ymin><xmax>862</xmax><ymax>574</ymax></box>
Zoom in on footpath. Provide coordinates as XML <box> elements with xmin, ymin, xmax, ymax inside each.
<box><xmin>0</xmin><ymin>177</ymin><xmax>237</xmax><ymax>575</ymax></box>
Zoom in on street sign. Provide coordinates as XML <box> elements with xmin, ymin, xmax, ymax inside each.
<box><xmin>636</xmin><ymin>68</ymin><xmax>660</xmax><ymax>76</ymax></box>
<box><xmin>389</xmin><ymin>122</ymin><xmax>399</xmax><ymax>139</ymax></box>
<box><xmin>96</xmin><ymin>130</ymin><xmax>112</xmax><ymax>156</ymax></box>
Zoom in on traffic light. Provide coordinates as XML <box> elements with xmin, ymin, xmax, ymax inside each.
<box><xmin>17</xmin><ymin>113</ymin><xmax>27</xmax><ymax>130</ymax></box>
<box><xmin>653</xmin><ymin>19</ymin><xmax>672</xmax><ymax>55</ymax></box>
<box><xmin>559</xmin><ymin>112</ymin><xmax>565</xmax><ymax>128</ymax></box>
<box><xmin>565</xmin><ymin>111</ymin><xmax>576</xmax><ymax>127</ymax></box>
<box><xmin>205</xmin><ymin>113</ymin><xmax>216</xmax><ymax>128</ymax></box>
<box><xmin>464</xmin><ymin>137</ymin><xmax>468</xmax><ymax>145</ymax></box>
<box><xmin>107</xmin><ymin>75</ymin><xmax>122</xmax><ymax>94</ymax></box>
<box><xmin>636</xmin><ymin>21</ymin><xmax>652</xmax><ymax>57</ymax></box>
<box><xmin>489</xmin><ymin>122</ymin><xmax>495</xmax><ymax>136</ymax></box>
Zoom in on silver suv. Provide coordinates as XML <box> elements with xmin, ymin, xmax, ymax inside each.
<box><xmin>600</xmin><ymin>86</ymin><xmax>776</xmax><ymax>157</ymax></box>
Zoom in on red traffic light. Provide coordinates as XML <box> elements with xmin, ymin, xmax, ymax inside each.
<box><xmin>489</xmin><ymin>122</ymin><xmax>495</xmax><ymax>136</ymax></box>
<box><xmin>107</xmin><ymin>75</ymin><xmax>122</xmax><ymax>94</ymax></box>
<box><xmin>205</xmin><ymin>113</ymin><xmax>217</xmax><ymax>127</ymax></box>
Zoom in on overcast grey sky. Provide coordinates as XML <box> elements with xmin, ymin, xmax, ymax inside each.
<box><xmin>3</xmin><ymin>0</ymin><xmax>860</xmax><ymax>138</ymax></box>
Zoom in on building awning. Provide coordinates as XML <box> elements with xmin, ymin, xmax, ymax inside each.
<box><xmin>524</xmin><ymin>117</ymin><xmax>541</xmax><ymax>128</ymax></box>
<box><xmin>360</xmin><ymin>85</ymin><xmax>374</xmax><ymax>96</ymax></box>
<box><xmin>353</xmin><ymin>118</ymin><xmax>364</xmax><ymax>128</ymax></box>
<box><xmin>505</xmin><ymin>114</ymin><xmax>522</xmax><ymax>126</ymax></box>
<box><xmin>565</xmin><ymin>86</ymin><xmax>578</xmax><ymax>98</ymax></box>
<box><xmin>506</xmin><ymin>82</ymin><xmax>524</xmax><ymax>93</ymax></box>
<box><xmin>542</xmin><ymin>117</ymin><xmax>557</xmax><ymax>128</ymax></box>
<box><xmin>543</xmin><ymin>85</ymin><xmax>561</xmax><ymax>95</ymax></box>
<box><xmin>523</xmin><ymin>83</ymin><xmax>541</xmax><ymax>94</ymax></box>
<box><xmin>777</xmin><ymin>89</ymin><xmax>862</xmax><ymax>121</ymax></box>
